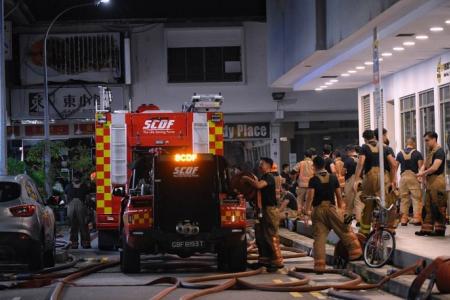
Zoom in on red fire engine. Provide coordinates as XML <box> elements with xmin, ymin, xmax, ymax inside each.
<box><xmin>94</xmin><ymin>89</ymin><xmax>246</xmax><ymax>269</ymax></box>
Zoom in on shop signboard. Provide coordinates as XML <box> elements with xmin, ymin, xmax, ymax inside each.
<box><xmin>11</xmin><ymin>85</ymin><xmax>124</xmax><ymax>120</ymax></box>
<box><xmin>224</xmin><ymin>122</ymin><xmax>270</xmax><ymax>140</ymax></box>
<box><xmin>20</xmin><ymin>32</ymin><xmax>122</xmax><ymax>85</ymax></box>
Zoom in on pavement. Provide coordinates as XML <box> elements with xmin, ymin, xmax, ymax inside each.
<box><xmin>0</xmin><ymin>227</ymin><xmax>403</xmax><ymax>300</ymax></box>
<box><xmin>279</xmin><ymin>219</ymin><xmax>450</xmax><ymax>300</ymax></box>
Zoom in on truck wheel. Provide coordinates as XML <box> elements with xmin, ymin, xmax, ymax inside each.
<box><xmin>121</xmin><ymin>244</ymin><xmax>140</xmax><ymax>273</ymax></box>
<box><xmin>218</xmin><ymin>234</ymin><xmax>247</xmax><ymax>272</ymax></box>
<box><xmin>98</xmin><ymin>230</ymin><xmax>116</xmax><ymax>250</ymax></box>
<box><xmin>217</xmin><ymin>247</ymin><xmax>228</xmax><ymax>271</ymax></box>
<box><xmin>228</xmin><ymin>235</ymin><xmax>247</xmax><ymax>272</ymax></box>
<box><xmin>29</xmin><ymin>241</ymin><xmax>44</xmax><ymax>271</ymax></box>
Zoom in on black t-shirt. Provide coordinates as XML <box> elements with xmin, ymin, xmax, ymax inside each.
<box><xmin>430</xmin><ymin>148</ymin><xmax>446</xmax><ymax>176</ymax></box>
<box><xmin>282</xmin><ymin>191</ymin><xmax>298</xmax><ymax>211</ymax></box>
<box><xmin>361</xmin><ymin>143</ymin><xmax>392</xmax><ymax>174</ymax></box>
<box><xmin>65</xmin><ymin>183</ymin><xmax>89</xmax><ymax>203</ymax></box>
<box><xmin>281</xmin><ymin>172</ymin><xmax>291</xmax><ymax>185</ymax></box>
<box><xmin>324</xmin><ymin>156</ymin><xmax>334</xmax><ymax>173</ymax></box>
<box><xmin>260</xmin><ymin>173</ymin><xmax>277</xmax><ymax>207</ymax></box>
<box><xmin>343</xmin><ymin>156</ymin><xmax>357</xmax><ymax>180</ymax></box>
<box><xmin>396</xmin><ymin>148</ymin><xmax>423</xmax><ymax>174</ymax></box>
<box><xmin>308</xmin><ymin>173</ymin><xmax>339</xmax><ymax>207</ymax></box>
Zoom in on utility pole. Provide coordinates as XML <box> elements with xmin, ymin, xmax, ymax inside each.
<box><xmin>0</xmin><ymin>0</ymin><xmax>7</xmax><ymax>176</ymax></box>
<box><xmin>373</xmin><ymin>27</ymin><xmax>385</xmax><ymax>207</ymax></box>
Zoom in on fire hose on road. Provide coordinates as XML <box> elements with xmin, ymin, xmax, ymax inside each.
<box><xmin>0</xmin><ymin>245</ymin><xmax>430</xmax><ymax>300</ymax></box>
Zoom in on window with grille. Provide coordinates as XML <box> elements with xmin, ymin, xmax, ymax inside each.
<box><xmin>400</xmin><ymin>94</ymin><xmax>416</xmax><ymax>148</ymax></box>
<box><xmin>361</xmin><ymin>94</ymin><xmax>371</xmax><ymax>130</ymax></box>
<box><xmin>419</xmin><ymin>89</ymin><xmax>435</xmax><ymax>154</ymax></box>
<box><xmin>167</xmin><ymin>46</ymin><xmax>242</xmax><ymax>83</ymax></box>
<box><xmin>439</xmin><ymin>84</ymin><xmax>450</xmax><ymax>170</ymax></box>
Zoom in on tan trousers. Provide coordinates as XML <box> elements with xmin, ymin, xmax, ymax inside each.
<box><xmin>312</xmin><ymin>202</ymin><xmax>362</xmax><ymax>269</ymax></box>
<box><xmin>296</xmin><ymin>187</ymin><xmax>308</xmax><ymax>213</ymax></box>
<box><xmin>344</xmin><ymin>175</ymin><xmax>364</xmax><ymax>222</ymax></box>
<box><xmin>255</xmin><ymin>206</ymin><xmax>283</xmax><ymax>267</ymax></box>
<box><xmin>421</xmin><ymin>174</ymin><xmax>448</xmax><ymax>234</ymax></box>
<box><xmin>399</xmin><ymin>170</ymin><xmax>422</xmax><ymax>221</ymax></box>
<box><xmin>359</xmin><ymin>168</ymin><xmax>395</xmax><ymax>235</ymax></box>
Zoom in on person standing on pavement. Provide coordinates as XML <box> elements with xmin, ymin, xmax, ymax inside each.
<box><xmin>281</xmin><ymin>164</ymin><xmax>291</xmax><ymax>185</ymax></box>
<box><xmin>354</xmin><ymin>130</ymin><xmax>397</xmax><ymax>236</ymax></box>
<box><xmin>65</xmin><ymin>172</ymin><xmax>91</xmax><ymax>249</ymax></box>
<box><xmin>343</xmin><ymin>144</ymin><xmax>364</xmax><ymax>223</ymax></box>
<box><xmin>416</xmin><ymin>131</ymin><xmax>448</xmax><ymax>237</ymax></box>
<box><xmin>294</xmin><ymin>148</ymin><xmax>316</xmax><ymax>216</ymax></box>
<box><xmin>304</xmin><ymin>156</ymin><xmax>362</xmax><ymax>272</ymax></box>
<box><xmin>396</xmin><ymin>137</ymin><xmax>424</xmax><ymax>226</ymax></box>
<box><xmin>241</xmin><ymin>157</ymin><xmax>284</xmax><ymax>271</ymax></box>
<box><xmin>323</xmin><ymin>144</ymin><xmax>336</xmax><ymax>174</ymax></box>
<box><xmin>333</xmin><ymin>150</ymin><xmax>346</xmax><ymax>189</ymax></box>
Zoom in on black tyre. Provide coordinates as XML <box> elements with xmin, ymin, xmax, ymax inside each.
<box><xmin>29</xmin><ymin>241</ymin><xmax>44</xmax><ymax>271</ymax></box>
<box><xmin>218</xmin><ymin>234</ymin><xmax>247</xmax><ymax>272</ymax></box>
<box><xmin>44</xmin><ymin>227</ymin><xmax>56</xmax><ymax>267</ymax></box>
<box><xmin>98</xmin><ymin>230</ymin><xmax>116</xmax><ymax>250</ymax></box>
<box><xmin>121</xmin><ymin>244</ymin><xmax>140</xmax><ymax>273</ymax></box>
<box><xmin>363</xmin><ymin>229</ymin><xmax>395</xmax><ymax>268</ymax></box>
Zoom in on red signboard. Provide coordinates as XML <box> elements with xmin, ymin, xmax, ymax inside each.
<box><xmin>7</xmin><ymin>126</ymin><xmax>20</xmax><ymax>137</ymax></box>
<box><xmin>50</xmin><ymin>124</ymin><xmax>69</xmax><ymax>135</ymax></box>
<box><xmin>75</xmin><ymin>123</ymin><xmax>95</xmax><ymax>135</ymax></box>
<box><xmin>25</xmin><ymin>125</ymin><xmax>44</xmax><ymax>136</ymax></box>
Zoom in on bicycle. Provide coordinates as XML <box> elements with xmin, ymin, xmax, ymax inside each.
<box><xmin>363</xmin><ymin>196</ymin><xmax>397</xmax><ymax>268</ymax></box>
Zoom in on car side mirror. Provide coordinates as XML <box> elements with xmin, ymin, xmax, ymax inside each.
<box><xmin>113</xmin><ymin>187</ymin><xmax>126</xmax><ymax>197</ymax></box>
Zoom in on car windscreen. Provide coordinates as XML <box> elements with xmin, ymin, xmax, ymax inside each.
<box><xmin>0</xmin><ymin>182</ymin><xmax>21</xmax><ymax>202</ymax></box>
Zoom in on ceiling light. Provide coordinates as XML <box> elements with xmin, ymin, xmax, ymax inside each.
<box><xmin>341</xmin><ymin>73</ymin><xmax>350</xmax><ymax>77</ymax></box>
<box><xmin>325</xmin><ymin>82</ymin><xmax>333</xmax><ymax>85</ymax></box>
<box><xmin>379</xmin><ymin>58</ymin><xmax>384</xmax><ymax>61</ymax></box>
<box><xmin>430</xmin><ymin>26</ymin><xmax>444</xmax><ymax>32</ymax></box>
<box><xmin>393</xmin><ymin>46</ymin><xmax>405</xmax><ymax>51</ymax></box>
<box><xmin>364</xmin><ymin>61</ymin><xmax>373</xmax><ymax>65</ymax></box>
<box><xmin>356</xmin><ymin>66</ymin><xmax>365</xmax><ymax>70</ymax></box>
<box><xmin>382</xmin><ymin>52</ymin><xmax>393</xmax><ymax>57</ymax></box>
<box><xmin>320</xmin><ymin>85</ymin><xmax>327</xmax><ymax>88</ymax></box>
<box><xmin>315</xmin><ymin>88</ymin><xmax>323</xmax><ymax>91</ymax></box>
<box><xmin>415</xmin><ymin>35</ymin><xmax>429</xmax><ymax>40</ymax></box>
<box><xmin>403</xmin><ymin>41</ymin><xmax>415</xmax><ymax>46</ymax></box>
<box><xmin>330</xmin><ymin>79</ymin><xmax>338</xmax><ymax>83</ymax></box>
<box><xmin>348</xmin><ymin>70</ymin><xmax>357</xmax><ymax>73</ymax></box>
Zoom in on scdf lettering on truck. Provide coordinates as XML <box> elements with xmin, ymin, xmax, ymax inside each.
<box><xmin>143</xmin><ymin>119</ymin><xmax>175</xmax><ymax>130</ymax></box>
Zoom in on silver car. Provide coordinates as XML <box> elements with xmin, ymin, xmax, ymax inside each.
<box><xmin>0</xmin><ymin>174</ymin><xmax>56</xmax><ymax>270</ymax></box>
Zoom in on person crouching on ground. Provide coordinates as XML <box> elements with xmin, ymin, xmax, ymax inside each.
<box><xmin>241</xmin><ymin>157</ymin><xmax>284</xmax><ymax>272</ymax></box>
<box><xmin>279</xmin><ymin>183</ymin><xmax>298</xmax><ymax>219</ymax></box>
<box><xmin>304</xmin><ymin>156</ymin><xmax>362</xmax><ymax>272</ymax></box>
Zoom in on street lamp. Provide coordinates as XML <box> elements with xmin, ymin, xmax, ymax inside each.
<box><xmin>42</xmin><ymin>0</ymin><xmax>110</xmax><ymax>195</ymax></box>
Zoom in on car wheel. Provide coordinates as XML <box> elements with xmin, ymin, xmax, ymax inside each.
<box><xmin>29</xmin><ymin>241</ymin><xmax>44</xmax><ymax>271</ymax></box>
<box><xmin>121</xmin><ymin>243</ymin><xmax>140</xmax><ymax>273</ymax></box>
<box><xmin>44</xmin><ymin>227</ymin><xmax>56</xmax><ymax>267</ymax></box>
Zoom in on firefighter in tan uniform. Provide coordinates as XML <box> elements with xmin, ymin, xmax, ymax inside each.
<box><xmin>294</xmin><ymin>148</ymin><xmax>316</xmax><ymax>216</ymax></box>
<box><xmin>334</xmin><ymin>150</ymin><xmax>346</xmax><ymax>189</ymax></box>
<box><xmin>416</xmin><ymin>131</ymin><xmax>448</xmax><ymax>237</ymax></box>
<box><xmin>242</xmin><ymin>157</ymin><xmax>284</xmax><ymax>271</ymax></box>
<box><xmin>343</xmin><ymin>145</ymin><xmax>364</xmax><ymax>223</ymax></box>
<box><xmin>396</xmin><ymin>138</ymin><xmax>424</xmax><ymax>226</ymax></box>
<box><xmin>354</xmin><ymin>130</ymin><xmax>397</xmax><ymax>236</ymax></box>
<box><xmin>304</xmin><ymin>156</ymin><xmax>362</xmax><ymax>271</ymax></box>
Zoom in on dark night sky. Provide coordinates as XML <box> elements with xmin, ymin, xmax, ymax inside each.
<box><xmin>24</xmin><ymin>0</ymin><xmax>266</xmax><ymax>22</ymax></box>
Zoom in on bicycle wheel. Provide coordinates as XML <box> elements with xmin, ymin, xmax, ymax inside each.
<box><xmin>363</xmin><ymin>228</ymin><xmax>396</xmax><ymax>268</ymax></box>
